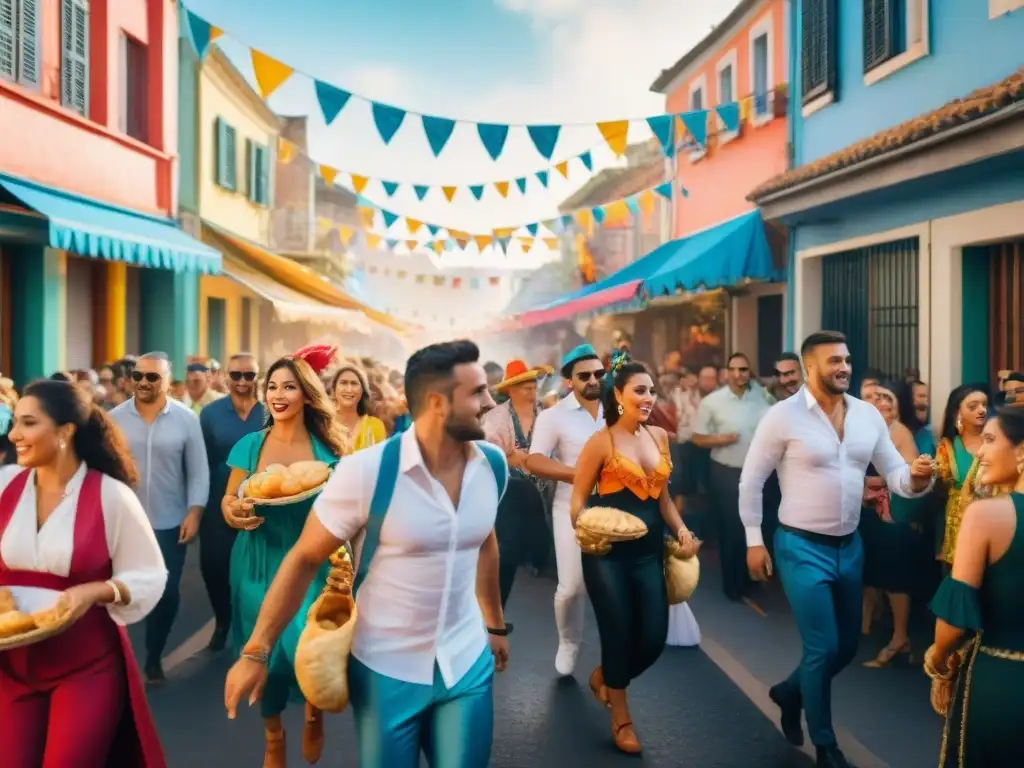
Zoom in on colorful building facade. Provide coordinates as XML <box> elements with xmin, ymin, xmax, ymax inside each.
<box><xmin>752</xmin><ymin>0</ymin><xmax>1024</xmax><ymax>423</ymax></box>
<box><xmin>0</xmin><ymin>0</ymin><xmax>219</xmax><ymax>382</ymax></box>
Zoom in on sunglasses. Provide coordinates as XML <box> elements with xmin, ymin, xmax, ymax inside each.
<box><xmin>729</xmin><ymin>366</ymin><xmax>749</xmax><ymax>373</ymax></box>
<box><xmin>229</xmin><ymin>371</ymin><xmax>257</xmax><ymax>381</ymax></box>
<box><xmin>576</xmin><ymin>370</ymin><xmax>607</xmax><ymax>383</ymax></box>
<box><xmin>131</xmin><ymin>372</ymin><xmax>161</xmax><ymax>383</ymax></box>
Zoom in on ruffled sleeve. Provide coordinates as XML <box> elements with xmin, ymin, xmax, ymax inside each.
<box><xmin>929</xmin><ymin>576</ymin><xmax>983</xmax><ymax>631</ymax></box>
<box><xmin>227</xmin><ymin>430</ymin><xmax>264</xmax><ymax>474</ymax></box>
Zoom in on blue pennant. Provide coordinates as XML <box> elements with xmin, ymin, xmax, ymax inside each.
<box><xmin>716</xmin><ymin>103</ymin><xmax>740</xmax><ymax>133</ymax></box>
<box><xmin>469</xmin><ymin>185</ymin><xmax>485</xmax><ymax>201</ymax></box>
<box><xmin>497</xmin><ymin>237</ymin><xmax>511</xmax><ymax>254</ymax></box>
<box><xmin>646</xmin><ymin>114</ymin><xmax>675</xmax><ymax>156</ymax></box>
<box><xmin>382</xmin><ymin>181</ymin><xmax>399</xmax><ymax>197</ymax></box>
<box><xmin>591</xmin><ymin>207</ymin><xmax>606</xmax><ymax>225</ymax></box>
<box><xmin>535</xmin><ymin>170</ymin><xmax>549</xmax><ymax>187</ymax></box>
<box><xmin>560</xmin><ymin>214</ymin><xmax>573</xmax><ymax>229</ymax></box>
<box><xmin>382</xmin><ymin>210</ymin><xmax>399</xmax><ymax>228</ymax></box>
<box><xmin>680</xmin><ymin>110</ymin><xmax>708</xmax><ymax>146</ymax></box>
<box><xmin>654</xmin><ymin>182</ymin><xmax>673</xmax><ymax>200</ymax></box>
<box><xmin>426</xmin><ymin>224</ymin><xmax>439</xmax><ymax>236</ymax></box>
<box><xmin>580</xmin><ymin>151</ymin><xmax>593</xmax><ymax>171</ymax></box>
<box><xmin>315</xmin><ymin>80</ymin><xmax>351</xmax><ymax>125</ymax></box>
<box><xmin>413</xmin><ymin>185</ymin><xmax>429</xmax><ymax>201</ymax></box>
<box><xmin>515</xmin><ymin>177</ymin><xmax>528</xmax><ymax>194</ymax></box>
<box><xmin>681</xmin><ymin>185</ymin><xmax>690</xmax><ymax>198</ymax></box>
<box><xmin>372</xmin><ymin>103</ymin><xmax>407</xmax><ymax>144</ymax></box>
<box><xmin>526</xmin><ymin>125</ymin><xmax>560</xmax><ymax>160</ymax></box>
<box><xmin>185</xmin><ymin>9</ymin><xmax>215</xmax><ymax>59</ymax></box>
<box><xmin>526</xmin><ymin>223</ymin><xmax>538</xmax><ymax>237</ymax></box>
<box><xmin>477</xmin><ymin>123</ymin><xmax>509</xmax><ymax>160</ymax></box>
<box><xmin>625</xmin><ymin>195</ymin><xmax>640</xmax><ymax>215</ymax></box>
<box><xmin>385</xmin><ymin>239</ymin><xmax>400</xmax><ymax>250</ymax></box>
<box><xmin>421</xmin><ymin>115</ymin><xmax>456</xmax><ymax>157</ymax></box>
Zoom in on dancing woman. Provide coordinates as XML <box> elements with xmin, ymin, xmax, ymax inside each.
<box><xmin>570</xmin><ymin>356</ymin><xmax>698</xmax><ymax>754</ymax></box>
<box><xmin>221</xmin><ymin>347</ymin><xmax>346</xmax><ymax>768</ymax></box>
<box><xmin>0</xmin><ymin>380</ymin><xmax>167</xmax><ymax>767</ymax></box>
<box><xmin>330</xmin><ymin>363</ymin><xmax>387</xmax><ymax>450</ymax></box>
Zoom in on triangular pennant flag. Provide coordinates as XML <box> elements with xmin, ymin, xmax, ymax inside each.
<box><xmin>381</xmin><ymin>210</ymin><xmax>399</xmax><ymax>228</ymax></box>
<box><xmin>526</xmin><ymin>125</ymin><xmax>561</xmax><ymax>160</ymax></box>
<box><xmin>278</xmin><ymin>138</ymin><xmax>297</xmax><ymax>164</ymax></box>
<box><xmin>469</xmin><ymin>185</ymin><xmax>485</xmax><ymax>201</ymax></box>
<box><xmin>406</xmin><ymin>218</ymin><xmax>423</xmax><ymax>235</ymax></box>
<box><xmin>431</xmin><ymin>241</ymin><xmax>445</xmax><ymax>255</ymax></box>
<box><xmin>497</xmin><ymin>237</ymin><xmax>511</xmax><ymax>254</ymax></box>
<box><xmin>494</xmin><ymin>181</ymin><xmax>510</xmax><ymax>198</ymax></box>
<box><xmin>337</xmin><ymin>225</ymin><xmax>355</xmax><ymax>246</ymax></box>
<box><xmin>371</xmin><ymin>103</ymin><xmax>407</xmax><ymax>144</ymax></box>
<box><xmin>591</xmin><ymin>206</ymin><xmax>606</xmax><ymax>225</ymax></box>
<box><xmin>364</xmin><ymin>233</ymin><xmax>382</xmax><ymax>249</ymax></box>
<box><xmin>396</xmin><ymin>270</ymin><xmax>408</xmax><ymax>279</ymax></box>
<box><xmin>493</xmin><ymin>226</ymin><xmax>516</xmax><ymax>239</ymax></box>
<box><xmin>518</xmin><ymin>237</ymin><xmax>535</xmax><ymax>251</ymax></box>
<box><xmin>602</xmin><ymin>199</ymin><xmax>631</xmax><ymax>225</ymax></box>
<box><xmin>560</xmin><ymin>214</ymin><xmax>573</xmax><ymax>229</ymax></box>
<box><xmin>681</xmin><ymin>185</ymin><xmax>690</xmax><ymax>198</ymax></box>
<box><xmin>575</xmin><ymin>209</ymin><xmax>593</xmax><ymax>234</ymax></box>
<box><xmin>739</xmin><ymin>97</ymin><xmax>752</xmax><ymax>123</ymax></box>
<box><xmin>646</xmin><ymin>114</ymin><xmax>674</xmax><ymax>156</ymax></box>
<box><xmin>421</xmin><ymin>115</ymin><xmax>456</xmax><ymax>157</ymax></box>
<box><xmin>638</xmin><ymin>189</ymin><xmax>655</xmax><ymax>218</ymax></box>
<box><xmin>477</xmin><ymin>123</ymin><xmax>509</xmax><ymax>160</ymax></box>
<box><xmin>597</xmin><ymin>120</ymin><xmax>629</xmax><ymax>156</ymax></box>
<box><xmin>350</xmin><ymin>174</ymin><xmax>370</xmax><ymax>194</ymax></box>
<box><xmin>515</xmin><ymin>177</ymin><xmax>528</xmax><ymax>195</ymax></box>
<box><xmin>454</xmin><ymin>236</ymin><xmax>470</xmax><ymax>249</ymax></box>
<box><xmin>543</xmin><ymin>237</ymin><xmax>559</xmax><ymax>249</ymax></box>
<box><xmin>580</xmin><ymin>151</ymin><xmax>593</xmax><ymax>171</ymax></box>
<box><xmin>185</xmin><ymin>10</ymin><xmax>219</xmax><ymax>59</ymax></box>
<box><xmin>358</xmin><ymin>207</ymin><xmax>375</xmax><ymax>228</ymax></box>
<box><xmin>680</xmin><ymin>110</ymin><xmax>708</xmax><ymax>146</ymax></box>
<box><xmin>535</xmin><ymin>170</ymin><xmax>549</xmax><ymax>188</ymax></box>
<box><xmin>250</xmin><ymin>49</ymin><xmax>293</xmax><ymax>99</ymax></box>
<box><xmin>385</xmin><ymin>239</ymin><xmax>400</xmax><ymax>250</ymax></box>
<box><xmin>625</xmin><ymin>195</ymin><xmax>640</xmax><ymax>215</ymax></box>
<box><xmin>413</xmin><ymin>185</ymin><xmax>430</xmax><ymax>201</ymax></box>
<box><xmin>315</xmin><ymin>80</ymin><xmax>351</xmax><ymax>125</ymax></box>
<box><xmin>654</xmin><ymin>182</ymin><xmax>673</xmax><ymax>200</ymax></box>
<box><xmin>318</xmin><ymin>165</ymin><xmax>338</xmax><ymax>186</ymax></box>
<box><xmin>405</xmin><ymin>240</ymin><xmax>419</xmax><ymax>252</ymax></box>
<box><xmin>716</xmin><ymin>102</ymin><xmax>740</xmax><ymax>133</ymax></box>
<box><xmin>441</xmin><ymin>186</ymin><xmax>457</xmax><ymax>202</ymax></box>
<box><xmin>382</xmin><ymin>181</ymin><xmax>400</xmax><ymax>197</ymax></box>
<box><xmin>474</xmin><ymin>235</ymin><xmax>492</xmax><ymax>251</ymax></box>
<box><xmin>555</xmin><ymin>160</ymin><xmax>569</xmax><ymax>178</ymax></box>
<box><xmin>526</xmin><ymin>223</ymin><xmax>538</xmax><ymax>237</ymax></box>
<box><xmin>426</xmin><ymin>224</ymin><xmax>439</xmax><ymax>236</ymax></box>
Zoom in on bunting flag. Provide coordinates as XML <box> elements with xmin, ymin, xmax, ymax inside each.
<box><xmin>250</xmin><ymin>50</ymin><xmax>293</xmax><ymax>99</ymax></box>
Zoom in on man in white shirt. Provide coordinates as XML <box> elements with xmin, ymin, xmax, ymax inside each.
<box><xmin>224</xmin><ymin>340</ymin><xmax>509</xmax><ymax>768</ymax></box>
<box><xmin>524</xmin><ymin>344</ymin><xmax>605</xmax><ymax>677</ymax></box>
<box><xmin>738</xmin><ymin>331</ymin><xmax>934</xmax><ymax>768</ymax></box>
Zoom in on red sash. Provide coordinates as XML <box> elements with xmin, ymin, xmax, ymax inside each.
<box><xmin>0</xmin><ymin>469</ymin><xmax>167</xmax><ymax>768</ymax></box>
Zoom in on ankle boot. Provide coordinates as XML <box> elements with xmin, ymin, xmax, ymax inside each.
<box><xmin>302</xmin><ymin>702</ymin><xmax>325</xmax><ymax>764</ymax></box>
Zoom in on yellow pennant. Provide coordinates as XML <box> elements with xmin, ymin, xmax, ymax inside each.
<box><xmin>494</xmin><ymin>181</ymin><xmax>510</xmax><ymax>198</ymax></box>
<box><xmin>638</xmin><ymin>189</ymin><xmax>656</xmax><ymax>219</ymax></box>
<box><xmin>277</xmin><ymin>138</ymin><xmax>297</xmax><ymax>164</ymax></box>
<box><xmin>474</xmin><ymin>234</ymin><xmax>493</xmax><ymax>251</ymax></box>
<box><xmin>597</xmin><ymin>120</ymin><xmax>629</xmax><ymax>156</ymax></box>
<box><xmin>449</xmin><ymin>229</ymin><xmax>469</xmax><ymax>241</ymax></box>
<box><xmin>403</xmin><ymin>241</ymin><xmax>417</xmax><ymax>252</ymax></box>
<box><xmin>431</xmin><ymin>241</ymin><xmax>445</xmax><ymax>255</ymax></box>
<box><xmin>316</xmin><ymin>217</ymin><xmax>332</xmax><ymax>232</ymax></box>
<box><xmin>397</xmin><ymin>270</ymin><xmax>408</xmax><ymax>279</ymax></box>
<box><xmin>739</xmin><ymin>97</ymin><xmax>752</xmax><ymax>122</ymax></box>
<box><xmin>350</xmin><ymin>174</ymin><xmax>370</xmax><ymax>195</ymax></box>
<box><xmin>319</xmin><ymin>165</ymin><xmax>338</xmax><ymax>186</ymax></box>
<box><xmin>555</xmin><ymin>160</ymin><xmax>569</xmax><ymax>178</ymax></box>
<box><xmin>250</xmin><ymin>49</ymin><xmax>294</xmax><ymax>99</ymax></box>
<box><xmin>518</xmin><ymin>236</ymin><xmax>535</xmax><ymax>251</ymax></box>
<box><xmin>337</xmin><ymin>225</ymin><xmax>355</xmax><ymax>246</ymax></box>
<box><xmin>602</xmin><ymin>199</ymin><xmax>631</xmax><ymax>225</ymax></box>
<box><xmin>543</xmin><ymin>237</ymin><xmax>559</xmax><ymax>249</ymax></box>
<box><xmin>442</xmin><ymin>186</ymin><xmax>457</xmax><ymax>202</ymax></box>
<box><xmin>575</xmin><ymin>209</ymin><xmax>594</xmax><ymax>236</ymax></box>
<box><xmin>493</xmin><ymin>226</ymin><xmax>516</xmax><ymax>239</ymax></box>
<box><xmin>454</xmin><ymin>236</ymin><xmax>470</xmax><ymax>249</ymax></box>
<box><xmin>405</xmin><ymin>218</ymin><xmax>423</xmax><ymax>234</ymax></box>
<box><xmin>209</xmin><ymin>26</ymin><xmax>224</xmax><ymax>44</ymax></box>
<box><xmin>358</xmin><ymin>207</ymin><xmax>376</xmax><ymax>229</ymax></box>
<box><xmin>364</xmin><ymin>233</ymin><xmax>382</xmax><ymax>249</ymax></box>
<box><xmin>415</xmin><ymin>273</ymin><xmax>426</xmax><ymax>283</ymax></box>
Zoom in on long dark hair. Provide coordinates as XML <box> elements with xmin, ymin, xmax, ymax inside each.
<box><xmin>22</xmin><ymin>380</ymin><xmax>138</xmax><ymax>486</ymax></box>
<box><xmin>898</xmin><ymin>380</ymin><xmax>926</xmax><ymax>433</ymax></box>
<box><xmin>602</xmin><ymin>359</ymin><xmax>650</xmax><ymax>428</ymax></box>
<box><xmin>994</xmin><ymin>406</ymin><xmax>1024</xmax><ymax>446</ymax></box>
<box><xmin>330</xmin><ymin>364</ymin><xmax>370</xmax><ymax>417</ymax></box>
<box><xmin>940</xmin><ymin>383</ymin><xmax>990</xmax><ymax>442</ymax></box>
<box><xmin>264</xmin><ymin>357</ymin><xmax>347</xmax><ymax>458</ymax></box>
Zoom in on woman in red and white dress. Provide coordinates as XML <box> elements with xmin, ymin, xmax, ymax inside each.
<box><xmin>0</xmin><ymin>379</ymin><xmax>168</xmax><ymax>767</ymax></box>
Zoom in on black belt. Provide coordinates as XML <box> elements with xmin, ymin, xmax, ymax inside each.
<box><xmin>779</xmin><ymin>523</ymin><xmax>854</xmax><ymax>548</ymax></box>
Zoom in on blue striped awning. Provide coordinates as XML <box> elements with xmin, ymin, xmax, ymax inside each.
<box><xmin>0</xmin><ymin>174</ymin><xmax>221</xmax><ymax>274</ymax></box>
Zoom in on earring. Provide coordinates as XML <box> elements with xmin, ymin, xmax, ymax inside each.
<box><xmin>59</xmin><ymin>439</ymin><xmax>66</xmax><ymax>451</ymax></box>
<box><xmin>955</xmin><ymin>417</ymin><xmax>963</xmax><ymax>433</ymax></box>
<box><xmin>617</xmin><ymin>404</ymin><xmax>624</xmax><ymax>416</ymax></box>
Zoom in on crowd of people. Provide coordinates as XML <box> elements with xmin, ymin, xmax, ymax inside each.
<box><xmin>0</xmin><ymin>333</ymin><xmax>1022</xmax><ymax>767</ymax></box>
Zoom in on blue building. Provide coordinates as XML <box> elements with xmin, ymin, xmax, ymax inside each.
<box><xmin>751</xmin><ymin>0</ymin><xmax>1024</xmax><ymax>423</ymax></box>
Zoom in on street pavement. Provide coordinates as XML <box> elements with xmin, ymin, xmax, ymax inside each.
<box><xmin>134</xmin><ymin>546</ymin><xmax>943</xmax><ymax>767</ymax></box>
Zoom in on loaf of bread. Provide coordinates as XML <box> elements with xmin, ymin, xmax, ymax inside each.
<box><xmin>243</xmin><ymin>460</ymin><xmax>331</xmax><ymax>501</ymax></box>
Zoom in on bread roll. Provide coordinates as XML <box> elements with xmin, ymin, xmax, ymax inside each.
<box><xmin>33</xmin><ymin>606</ymin><xmax>65</xmax><ymax>631</ymax></box>
<box><xmin>0</xmin><ymin>610</ymin><xmax>36</xmax><ymax>638</ymax></box>
<box><xmin>265</xmin><ymin>463</ymin><xmax>289</xmax><ymax>476</ymax></box>
<box><xmin>0</xmin><ymin>587</ymin><xmax>16</xmax><ymax>614</ymax></box>
<box><xmin>577</xmin><ymin>506</ymin><xmax>648</xmax><ymax>542</ymax></box>
<box><xmin>259</xmin><ymin>473</ymin><xmax>284</xmax><ymax>498</ymax></box>
<box><xmin>289</xmin><ymin>461</ymin><xmax>330</xmax><ymax>490</ymax></box>
<box><xmin>279</xmin><ymin>476</ymin><xmax>303</xmax><ymax>497</ymax></box>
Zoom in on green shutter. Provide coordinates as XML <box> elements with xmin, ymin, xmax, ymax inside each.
<box><xmin>225</xmin><ymin>124</ymin><xmax>237</xmax><ymax>190</ymax></box>
<box><xmin>863</xmin><ymin>0</ymin><xmax>895</xmax><ymax>72</ymax></box>
<box><xmin>215</xmin><ymin>118</ymin><xmax>227</xmax><ymax>188</ymax></box>
<box><xmin>258</xmin><ymin>144</ymin><xmax>271</xmax><ymax>206</ymax></box>
<box><xmin>246</xmin><ymin>138</ymin><xmax>257</xmax><ymax>202</ymax></box>
<box><xmin>0</xmin><ymin>0</ymin><xmax>15</xmax><ymax>81</ymax></box>
<box><xmin>17</xmin><ymin>0</ymin><xmax>40</xmax><ymax>88</ymax></box>
<box><xmin>60</xmin><ymin>0</ymin><xmax>88</xmax><ymax>115</ymax></box>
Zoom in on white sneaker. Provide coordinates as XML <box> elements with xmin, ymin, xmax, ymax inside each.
<box><xmin>554</xmin><ymin>642</ymin><xmax>580</xmax><ymax>676</ymax></box>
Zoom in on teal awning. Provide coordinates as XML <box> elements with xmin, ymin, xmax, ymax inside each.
<box><xmin>0</xmin><ymin>174</ymin><xmax>221</xmax><ymax>274</ymax></box>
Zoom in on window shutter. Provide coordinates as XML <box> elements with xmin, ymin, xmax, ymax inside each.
<box><xmin>801</xmin><ymin>0</ymin><xmax>836</xmax><ymax>103</ymax></box>
<box><xmin>61</xmin><ymin>0</ymin><xmax>89</xmax><ymax>115</ymax></box>
<box><xmin>17</xmin><ymin>0</ymin><xmax>40</xmax><ymax>88</ymax></box>
<box><xmin>224</xmin><ymin>124</ymin><xmax>237</xmax><ymax>190</ymax></box>
<box><xmin>0</xmin><ymin>0</ymin><xmax>16</xmax><ymax>80</ymax></box>
<box><xmin>863</xmin><ymin>0</ymin><xmax>896</xmax><ymax>72</ymax></box>
<box><xmin>258</xmin><ymin>145</ymin><xmax>271</xmax><ymax>206</ymax></box>
<box><xmin>246</xmin><ymin>138</ymin><xmax>256</xmax><ymax>201</ymax></box>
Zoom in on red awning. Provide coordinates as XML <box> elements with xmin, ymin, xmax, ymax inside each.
<box><xmin>505</xmin><ymin>279</ymin><xmax>643</xmax><ymax>331</ymax></box>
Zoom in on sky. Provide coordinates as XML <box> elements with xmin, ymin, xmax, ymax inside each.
<box><xmin>183</xmin><ymin>0</ymin><xmax>740</xmax><ymax>269</ymax></box>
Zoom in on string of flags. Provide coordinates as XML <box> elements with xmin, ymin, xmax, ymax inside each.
<box><xmin>182</xmin><ymin>2</ymin><xmax>749</xmax><ymax>161</ymax></box>
<box><xmin>362</xmin><ymin>269</ymin><xmax>505</xmax><ymax>290</ymax></box>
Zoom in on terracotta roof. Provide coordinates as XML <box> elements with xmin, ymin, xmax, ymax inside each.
<box><xmin>749</xmin><ymin>67</ymin><xmax>1024</xmax><ymax>201</ymax></box>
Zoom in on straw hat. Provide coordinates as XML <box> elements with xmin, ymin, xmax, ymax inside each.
<box><xmin>496</xmin><ymin>360</ymin><xmax>553</xmax><ymax>391</ymax></box>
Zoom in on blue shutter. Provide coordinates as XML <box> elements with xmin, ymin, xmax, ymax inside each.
<box><xmin>753</xmin><ymin>35</ymin><xmax>769</xmax><ymax>114</ymax></box>
<box><xmin>17</xmin><ymin>0</ymin><xmax>40</xmax><ymax>88</ymax></box>
<box><xmin>246</xmin><ymin>138</ymin><xmax>257</xmax><ymax>202</ymax></box>
<box><xmin>0</xmin><ymin>0</ymin><xmax>15</xmax><ymax>81</ymax></box>
<box><xmin>258</xmin><ymin>144</ymin><xmax>271</xmax><ymax>206</ymax></box>
<box><xmin>215</xmin><ymin>118</ymin><xmax>227</xmax><ymax>188</ymax></box>
<box><xmin>801</xmin><ymin>0</ymin><xmax>836</xmax><ymax>103</ymax></box>
<box><xmin>224</xmin><ymin>123</ymin><xmax>237</xmax><ymax>190</ymax></box>
<box><xmin>61</xmin><ymin>0</ymin><xmax>88</xmax><ymax>115</ymax></box>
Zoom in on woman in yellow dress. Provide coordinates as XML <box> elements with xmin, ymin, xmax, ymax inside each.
<box><xmin>330</xmin><ymin>364</ymin><xmax>387</xmax><ymax>450</ymax></box>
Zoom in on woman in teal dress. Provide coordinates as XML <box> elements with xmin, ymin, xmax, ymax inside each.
<box><xmin>926</xmin><ymin>406</ymin><xmax>1024</xmax><ymax>767</ymax></box>
<box><xmin>221</xmin><ymin>346</ymin><xmax>346</xmax><ymax>768</ymax></box>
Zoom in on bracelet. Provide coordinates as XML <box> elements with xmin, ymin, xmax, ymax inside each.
<box><xmin>105</xmin><ymin>580</ymin><xmax>123</xmax><ymax>606</ymax></box>
<box><xmin>923</xmin><ymin>648</ymin><xmax>955</xmax><ymax>681</ymax></box>
<box><xmin>241</xmin><ymin>646</ymin><xmax>270</xmax><ymax>666</ymax></box>
<box><xmin>487</xmin><ymin>626</ymin><xmax>510</xmax><ymax>637</ymax></box>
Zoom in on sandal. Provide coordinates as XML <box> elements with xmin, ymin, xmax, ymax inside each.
<box><xmin>612</xmin><ymin>719</ymin><xmax>642</xmax><ymax>754</ymax></box>
<box><xmin>863</xmin><ymin>641</ymin><xmax>910</xmax><ymax>668</ymax></box>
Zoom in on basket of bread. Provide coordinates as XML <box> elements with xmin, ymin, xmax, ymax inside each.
<box><xmin>0</xmin><ymin>586</ymin><xmax>73</xmax><ymax>651</ymax></box>
<box><xmin>575</xmin><ymin>506</ymin><xmax>648</xmax><ymax>555</ymax></box>
<box><xmin>239</xmin><ymin>460</ymin><xmax>332</xmax><ymax>505</ymax></box>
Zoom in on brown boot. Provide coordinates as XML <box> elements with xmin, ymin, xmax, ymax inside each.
<box><xmin>302</xmin><ymin>702</ymin><xmax>325</xmax><ymax>764</ymax></box>
<box><xmin>264</xmin><ymin>724</ymin><xmax>286</xmax><ymax>768</ymax></box>
<box><xmin>612</xmin><ymin>719</ymin><xmax>642</xmax><ymax>754</ymax></box>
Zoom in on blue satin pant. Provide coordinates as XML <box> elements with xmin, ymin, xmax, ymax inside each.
<box><xmin>348</xmin><ymin>647</ymin><xmax>495</xmax><ymax>768</ymax></box>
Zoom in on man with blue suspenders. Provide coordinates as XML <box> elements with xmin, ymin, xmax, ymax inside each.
<box><xmin>225</xmin><ymin>340</ymin><xmax>510</xmax><ymax>767</ymax></box>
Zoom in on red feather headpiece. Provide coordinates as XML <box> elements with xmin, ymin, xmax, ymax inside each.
<box><xmin>291</xmin><ymin>344</ymin><xmax>337</xmax><ymax>376</ymax></box>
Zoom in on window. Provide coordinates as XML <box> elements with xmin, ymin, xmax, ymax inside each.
<box><xmin>1</xmin><ymin>0</ymin><xmax>41</xmax><ymax>88</ymax></box>
<box><xmin>863</xmin><ymin>0</ymin><xmax>929</xmax><ymax>85</ymax></box>
<box><xmin>715</xmin><ymin>49</ymin><xmax>738</xmax><ymax>144</ymax></box>
<box><xmin>120</xmin><ymin>34</ymin><xmax>148</xmax><ymax>142</ymax></box>
<box><xmin>246</xmin><ymin>139</ymin><xmax>270</xmax><ymax>206</ymax></box>
<box><xmin>753</xmin><ymin>35</ymin><xmax>770</xmax><ymax>114</ymax></box>
<box><xmin>800</xmin><ymin>0</ymin><xmax>836</xmax><ymax>106</ymax></box>
<box><xmin>686</xmin><ymin>74</ymin><xmax>708</xmax><ymax>161</ymax></box>
<box><xmin>749</xmin><ymin>11</ymin><xmax>776</xmax><ymax>124</ymax></box>
<box><xmin>690</xmin><ymin>87</ymin><xmax>703</xmax><ymax>111</ymax></box>
<box><xmin>215</xmin><ymin>118</ymin><xmax>237</xmax><ymax>191</ymax></box>
<box><xmin>61</xmin><ymin>0</ymin><xmax>88</xmax><ymax>115</ymax></box>
<box><xmin>718</xmin><ymin>64</ymin><xmax>733</xmax><ymax>105</ymax></box>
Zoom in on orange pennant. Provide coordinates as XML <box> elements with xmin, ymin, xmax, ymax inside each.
<box><xmin>319</xmin><ymin>165</ymin><xmax>338</xmax><ymax>186</ymax></box>
<box><xmin>555</xmin><ymin>160</ymin><xmax>569</xmax><ymax>178</ymax></box>
<box><xmin>454</xmin><ymin>237</ymin><xmax>470</xmax><ymax>249</ymax></box>
<box><xmin>442</xmin><ymin>186</ymin><xmax>457</xmax><ymax>202</ymax></box>
<box><xmin>358</xmin><ymin>207</ymin><xmax>375</xmax><ymax>229</ymax></box>
<box><xmin>364</xmin><ymin>233</ymin><xmax>382</xmax><ymax>249</ymax></box>
<box><xmin>350</xmin><ymin>174</ymin><xmax>370</xmax><ymax>194</ymax></box>
<box><xmin>337</xmin><ymin>225</ymin><xmax>355</xmax><ymax>246</ymax></box>
<box><xmin>209</xmin><ymin>27</ymin><xmax>223</xmax><ymax>44</ymax></box>
<box><xmin>277</xmin><ymin>138</ymin><xmax>297</xmax><ymax>164</ymax></box>
<box><xmin>543</xmin><ymin>237</ymin><xmax>559</xmax><ymax>249</ymax></box>
<box><xmin>597</xmin><ymin>120</ymin><xmax>629</xmax><ymax>156</ymax></box>
<box><xmin>602</xmin><ymin>199</ymin><xmax>631</xmax><ymax>225</ymax></box>
<box><xmin>474</xmin><ymin>235</ymin><xmax>493</xmax><ymax>251</ymax></box>
<box><xmin>518</xmin><ymin>237</ymin><xmax>535</xmax><ymax>251</ymax></box>
<box><xmin>638</xmin><ymin>189</ymin><xmax>656</xmax><ymax>219</ymax></box>
<box><xmin>494</xmin><ymin>181</ymin><xmax>510</xmax><ymax>198</ymax></box>
<box><xmin>250</xmin><ymin>49</ymin><xmax>294</xmax><ymax>99</ymax></box>
<box><xmin>405</xmin><ymin>218</ymin><xmax>423</xmax><ymax>234</ymax></box>
<box><xmin>405</xmin><ymin>241</ymin><xmax>418</xmax><ymax>252</ymax></box>
<box><xmin>432</xmin><ymin>241</ymin><xmax>445</xmax><ymax>255</ymax></box>
<box><xmin>574</xmin><ymin>209</ymin><xmax>594</xmax><ymax>235</ymax></box>
<box><xmin>493</xmin><ymin>226</ymin><xmax>516</xmax><ymax>239</ymax></box>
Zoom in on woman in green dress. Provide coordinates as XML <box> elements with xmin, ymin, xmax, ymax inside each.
<box><xmin>926</xmin><ymin>406</ymin><xmax>1024</xmax><ymax>767</ymax></box>
<box><xmin>221</xmin><ymin>347</ymin><xmax>346</xmax><ymax>768</ymax></box>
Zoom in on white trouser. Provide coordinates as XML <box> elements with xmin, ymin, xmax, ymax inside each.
<box><xmin>551</xmin><ymin>498</ymin><xmax>586</xmax><ymax>646</ymax></box>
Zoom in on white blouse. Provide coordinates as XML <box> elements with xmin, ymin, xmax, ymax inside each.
<box><xmin>0</xmin><ymin>463</ymin><xmax>168</xmax><ymax>625</ymax></box>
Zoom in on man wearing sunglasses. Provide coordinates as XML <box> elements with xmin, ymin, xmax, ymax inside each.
<box><xmin>525</xmin><ymin>344</ymin><xmax>606</xmax><ymax>677</ymax></box>
<box><xmin>198</xmin><ymin>353</ymin><xmax>266</xmax><ymax>651</ymax></box>
<box><xmin>184</xmin><ymin>362</ymin><xmax>225</xmax><ymax>415</ymax></box>
<box><xmin>110</xmin><ymin>352</ymin><xmax>210</xmax><ymax>683</ymax></box>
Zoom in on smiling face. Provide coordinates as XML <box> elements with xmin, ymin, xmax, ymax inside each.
<box><xmin>617</xmin><ymin>372</ymin><xmax>657</xmax><ymax>424</ymax></box>
<box><xmin>873</xmin><ymin>388</ymin><xmax>897</xmax><ymax>424</ymax></box>
<box><xmin>8</xmin><ymin>395</ymin><xmax>70</xmax><ymax>468</ymax></box>
<box><xmin>807</xmin><ymin>343</ymin><xmax>852</xmax><ymax>395</ymax></box>
<box><xmin>132</xmin><ymin>357</ymin><xmax>170</xmax><ymax>404</ymax></box>
<box><xmin>443</xmin><ymin>363</ymin><xmax>494</xmax><ymax>442</ymax></box>
<box><xmin>333</xmin><ymin>369</ymin><xmax>365</xmax><ymax>413</ymax></box>
<box><xmin>976</xmin><ymin>417</ymin><xmax>1024</xmax><ymax>487</ymax></box>
<box><xmin>958</xmin><ymin>390</ymin><xmax>989</xmax><ymax>432</ymax></box>
<box><xmin>227</xmin><ymin>355</ymin><xmax>259</xmax><ymax>398</ymax></box>
<box><xmin>265</xmin><ymin>366</ymin><xmax>306</xmax><ymax>423</ymax></box>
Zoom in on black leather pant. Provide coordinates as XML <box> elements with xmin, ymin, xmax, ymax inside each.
<box><xmin>582</xmin><ymin>551</ymin><xmax>668</xmax><ymax>689</ymax></box>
